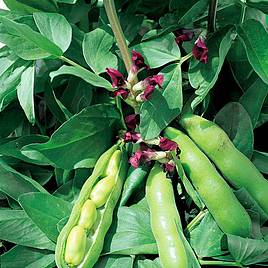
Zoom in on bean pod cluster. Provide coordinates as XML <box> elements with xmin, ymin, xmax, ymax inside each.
<box><xmin>179</xmin><ymin>114</ymin><xmax>268</xmax><ymax>215</ymax></box>
<box><xmin>55</xmin><ymin>146</ymin><xmax>128</xmax><ymax>268</ymax></box>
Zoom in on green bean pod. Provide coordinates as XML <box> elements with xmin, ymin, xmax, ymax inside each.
<box><xmin>164</xmin><ymin>127</ymin><xmax>252</xmax><ymax>237</ymax></box>
<box><xmin>146</xmin><ymin>163</ymin><xmax>189</xmax><ymax>268</ymax></box>
<box><xmin>180</xmin><ymin>114</ymin><xmax>268</xmax><ymax>215</ymax></box>
<box><xmin>55</xmin><ymin>145</ymin><xmax>128</xmax><ymax>268</ymax></box>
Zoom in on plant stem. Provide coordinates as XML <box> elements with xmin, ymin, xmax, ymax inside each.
<box><xmin>199</xmin><ymin>260</ymin><xmax>243</xmax><ymax>267</ymax></box>
<box><xmin>103</xmin><ymin>0</ymin><xmax>132</xmax><ymax>73</ymax></box>
<box><xmin>185</xmin><ymin>209</ymin><xmax>207</xmax><ymax>232</ymax></box>
<box><xmin>180</xmin><ymin>52</ymin><xmax>193</xmax><ymax>64</ymax></box>
<box><xmin>60</xmin><ymin>56</ymin><xmax>89</xmax><ymax>73</ymax></box>
<box><xmin>207</xmin><ymin>0</ymin><xmax>218</xmax><ymax>33</ymax></box>
<box><xmin>239</xmin><ymin>1</ymin><xmax>247</xmax><ymax>24</ymax></box>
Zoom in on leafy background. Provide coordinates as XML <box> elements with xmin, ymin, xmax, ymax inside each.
<box><xmin>0</xmin><ymin>0</ymin><xmax>267</xmax><ymax>267</ymax></box>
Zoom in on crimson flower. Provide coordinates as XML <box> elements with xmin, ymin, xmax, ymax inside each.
<box><xmin>159</xmin><ymin>137</ymin><xmax>178</xmax><ymax>151</ymax></box>
<box><xmin>132</xmin><ymin>50</ymin><xmax>149</xmax><ymax>71</ymax></box>
<box><xmin>129</xmin><ymin>150</ymin><xmax>143</xmax><ymax>168</ymax></box>
<box><xmin>106</xmin><ymin>68</ymin><xmax>127</xmax><ymax>88</ymax></box>
<box><xmin>175</xmin><ymin>29</ymin><xmax>194</xmax><ymax>44</ymax></box>
<box><xmin>124</xmin><ymin>131</ymin><xmax>141</xmax><ymax>143</ymax></box>
<box><xmin>192</xmin><ymin>37</ymin><xmax>208</xmax><ymax>64</ymax></box>
<box><xmin>112</xmin><ymin>88</ymin><xmax>129</xmax><ymax>99</ymax></box>
<box><xmin>163</xmin><ymin>161</ymin><xmax>176</xmax><ymax>173</ymax></box>
<box><xmin>136</xmin><ymin>74</ymin><xmax>164</xmax><ymax>101</ymax></box>
<box><xmin>125</xmin><ymin>114</ymin><xmax>140</xmax><ymax>129</ymax></box>
<box><xmin>127</xmin><ymin>50</ymin><xmax>149</xmax><ymax>83</ymax></box>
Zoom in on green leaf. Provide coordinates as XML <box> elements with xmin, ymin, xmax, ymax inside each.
<box><xmin>0</xmin><ymin>16</ymin><xmax>63</xmax><ymax>60</ymax></box>
<box><xmin>103</xmin><ymin>199</ymin><xmax>158</xmax><ymax>255</ymax></box>
<box><xmin>0</xmin><ymin>210</ymin><xmax>55</xmax><ymax>250</ymax></box>
<box><xmin>45</xmin><ymin>84</ymin><xmax>72</xmax><ymax>123</ymax></box>
<box><xmin>247</xmin><ymin>0</ymin><xmax>268</xmax><ymax>14</ymax></box>
<box><xmin>226</xmin><ymin>234</ymin><xmax>268</xmax><ymax>265</ymax></box>
<box><xmin>120</xmin><ymin>166</ymin><xmax>150</xmax><ymax>206</ymax></box>
<box><xmin>0</xmin><ymin>159</ymin><xmax>47</xmax><ymax>201</ymax></box>
<box><xmin>239</xmin><ymin>78</ymin><xmax>268</xmax><ymax>128</ymax></box>
<box><xmin>0</xmin><ymin>104</ymin><xmax>25</xmax><ymax>138</ymax></box>
<box><xmin>11</xmin><ymin>0</ymin><xmax>58</xmax><ymax>12</ymax></box>
<box><xmin>189</xmin><ymin>212</ymin><xmax>226</xmax><ymax>258</ymax></box>
<box><xmin>235</xmin><ymin>188</ymin><xmax>268</xmax><ymax>226</ymax></box>
<box><xmin>134</xmin><ymin>257</ymin><xmax>161</xmax><ymax>268</ymax></box>
<box><xmin>237</xmin><ymin>19</ymin><xmax>268</xmax><ymax>85</ymax></box>
<box><xmin>215</xmin><ymin>102</ymin><xmax>254</xmax><ymax>158</ymax></box>
<box><xmin>0</xmin><ymin>46</ymin><xmax>20</xmax><ymax>76</ymax></box>
<box><xmin>57</xmin><ymin>0</ymin><xmax>77</xmax><ymax>3</ymax></box>
<box><xmin>0</xmin><ymin>58</ymin><xmax>29</xmax><ymax>112</ymax></box>
<box><xmin>21</xmin><ymin>104</ymin><xmax>120</xmax><ymax>169</ymax></box>
<box><xmin>189</xmin><ymin>27</ymin><xmax>234</xmax><ymax>108</ymax></box>
<box><xmin>1</xmin><ymin>245</ymin><xmax>55</xmax><ymax>268</ymax></box>
<box><xmin>33</xmin><ymin>12</ymin><xmax>72</xmax><ymax>53</ymax></box>
<box><xmin>133</xmin><ymin>33</ymin><xmax>180</xmax><ymax>68</ymax></box>
<box><xmin>50</xmin><ymin>65</ymin><xmax>113</xmax><ymax>90</ymax></box>
<box><xmin>61</xmin><ymin>78</ymin><xmax>93</xmax><ymax>114</ymax></box>
<box><xmin>94</xmin><ymin>255</ymin><xmax>134</xmax><ymax>268</ymax></box>
<box><xmin>82</xmin><ymin>28</ymin><xmax>117</xmax><ymax>74</ymax></box>
<box><xmin>3</xmin><ymin>0</ymin><xmax>40</xmax><ymax>13</ymax></box>
<box><xmin>17</xmin><ymin>63</ymin><xmax>35</xmax><ymax>124</ymax></box>
<box><xmin>140</xmin><ymin>63</ymin><xmax>182</xmax><ymax>139</ymax></box>
<box><xmin>0</xmin><ymin>135</ymin><xmax>49</xmax><ymax>164</ymax></box>
<box><xmin>178</xmin><ymin>0</ymin><xmax>209</xmax><ymax>26</ymax></box>
<box><xmin>228</xmin><ymin>38</ymin><xmax>257</xmax><ymax>91</ymax></box>
<box><xmin>19</xmin><ymin>192</ymin><xmax>72</xmax><ymax>242</ymax></box>
<box><xmin>252</xmin><ymin>150</ymin><xmax>268</xmax><ymax>174</ymax></box>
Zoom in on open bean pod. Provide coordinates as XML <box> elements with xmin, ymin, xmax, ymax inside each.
<box><xmin>55</xmin><ymin>144</ymin><xmax>128</xmax><ymax>268</ymax></box>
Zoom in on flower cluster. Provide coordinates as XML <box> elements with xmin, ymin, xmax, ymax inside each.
<box><xmin>123</xmin><ymin>114</ymin><xmax>179</xmax><ymax>173</ymax></box>
<box><xmin>106</xmin><ymin>51</ymin><xmax>164</xmax><ymax>102</ymax></box>
<box><xmin>175</xmin><ymin>28</ymin><xmax>208</xmax><ymax>64</ymax></box>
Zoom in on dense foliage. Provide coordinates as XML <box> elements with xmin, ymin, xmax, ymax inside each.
<box><xmin>0</xmin><ymin>0</ymin><xmax>267</xmax><ymax>267</ymax></box>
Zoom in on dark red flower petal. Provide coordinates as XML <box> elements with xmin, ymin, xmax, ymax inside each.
<box><xmin>125</xmin><ymin>114</ymin><xmax>140</xmax><ymax>129</ymax></box>
<box><xmin>140</xmin><ymin>85</ymin><xmax>155</xmax><ymax>100</ymax></box>
<box><xmin>140</xmin><ymin>144</ymin><xmax>157</xmax><ymax>160</ymax></box>
<box><xmin>106</xmin><ymin>68</ymin><xmax>126</xmax><ymax>88</ymax></box>
<box><xmin>139</xmin><ymin>74</ymin><xmax>164</xmax><ymax>101</ymax></box>
<box><xmin>148</xmin><ymin>74</ymin><xmax>164</xmax><ymax>88</ymax></box>
<box><xmin>124</xmin><ymin>131</ymin><xmax>141</xmax><ymax>143</ymax></box>
<box><xmin>112</xmin><ymin>88</ymin><xmax>129</xmax><ymax>99</ymax></box>
<box><xmin>163</xmin><ymin>161</ymin><xmax>176</xmax><ymax>173</ymax></box>
<box><xmin>159</xmin><ymin>137</ymin><xmax>178</xmax><ymax>151</ymax></box>
<box><xmin>129</xmin><ymin>150</ymin><xmax>143</xmax><ymax>168</ymax></box>
<box><xmin>175</xmin><ymin>29</ymin><xmax>194</xmax><ymax>44</ymax></box>
<box><xmin>192</xmin><ymin>38</ymin><xmax>208</xmax><ymax>64</ymax></box>
<box><xmin>132</xmin><ymin>50</ymin><xmax>149</xmax><ymax>71</ymax></box>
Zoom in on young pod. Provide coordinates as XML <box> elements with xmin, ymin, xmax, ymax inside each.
<box><xmin>55</xmin><ymin>146</ymin><xmax>128</xmax><ymax>268</ymax></box>
<box><xmin>90</xmin><ymin>176</ymin><xmax>116</xmax><ymax>208</ymax></box>
<box><xmin>78</xmin><ymin>200</ymin><xmax>97</xmax><ymax>230</ymax></box>
<box><xmin>180</xmin><ymin>114</ymin><xmax>268</xmax><ymax>215</ymax></box>
<box><xmin>64</xmin><ymin>226</ymin><xmax>87</xmax><ymax>266</ymax></box>
<box><xmin>164</xmin><ymin>127</ymin><xmax>252</xmax><ymax>237</ymax></box>
<box><xmin>146</xmin><ymin>163</ymin><xmax>189</xmax><ymax>268</ymax></box>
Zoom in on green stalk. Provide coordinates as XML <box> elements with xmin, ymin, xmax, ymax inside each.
<box><xmin>207</xmin><ymin>0</ymin><xmax>218</xmax><ymax>33</ymax></box>
<box><xmin>239</xmin><ymin>1</ymin><xmax>247</xmax><ymax>24</ymax></box>
<box><xmin>103</xmin><ymin>0</ymin><xmax>132</xmax><ymax>72</ymax></box>
<box><xmin>185</xmin><ymin>209</ymin><xmax>207</xmax><ymax>232</ymax></box>
<box><xmin>180</xmin><ymin>52</ymin><xmax>193</xmax><ymax>64</ymax></box>
<box><xmin>199</xmin><ymin>260</ymin><xmax>244</xmax><ymax>267</ymax></box>
<box><xmin>60</xmin><ymin>56</ymin><xmax>90</xmax><ymax>72</ymax></box>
